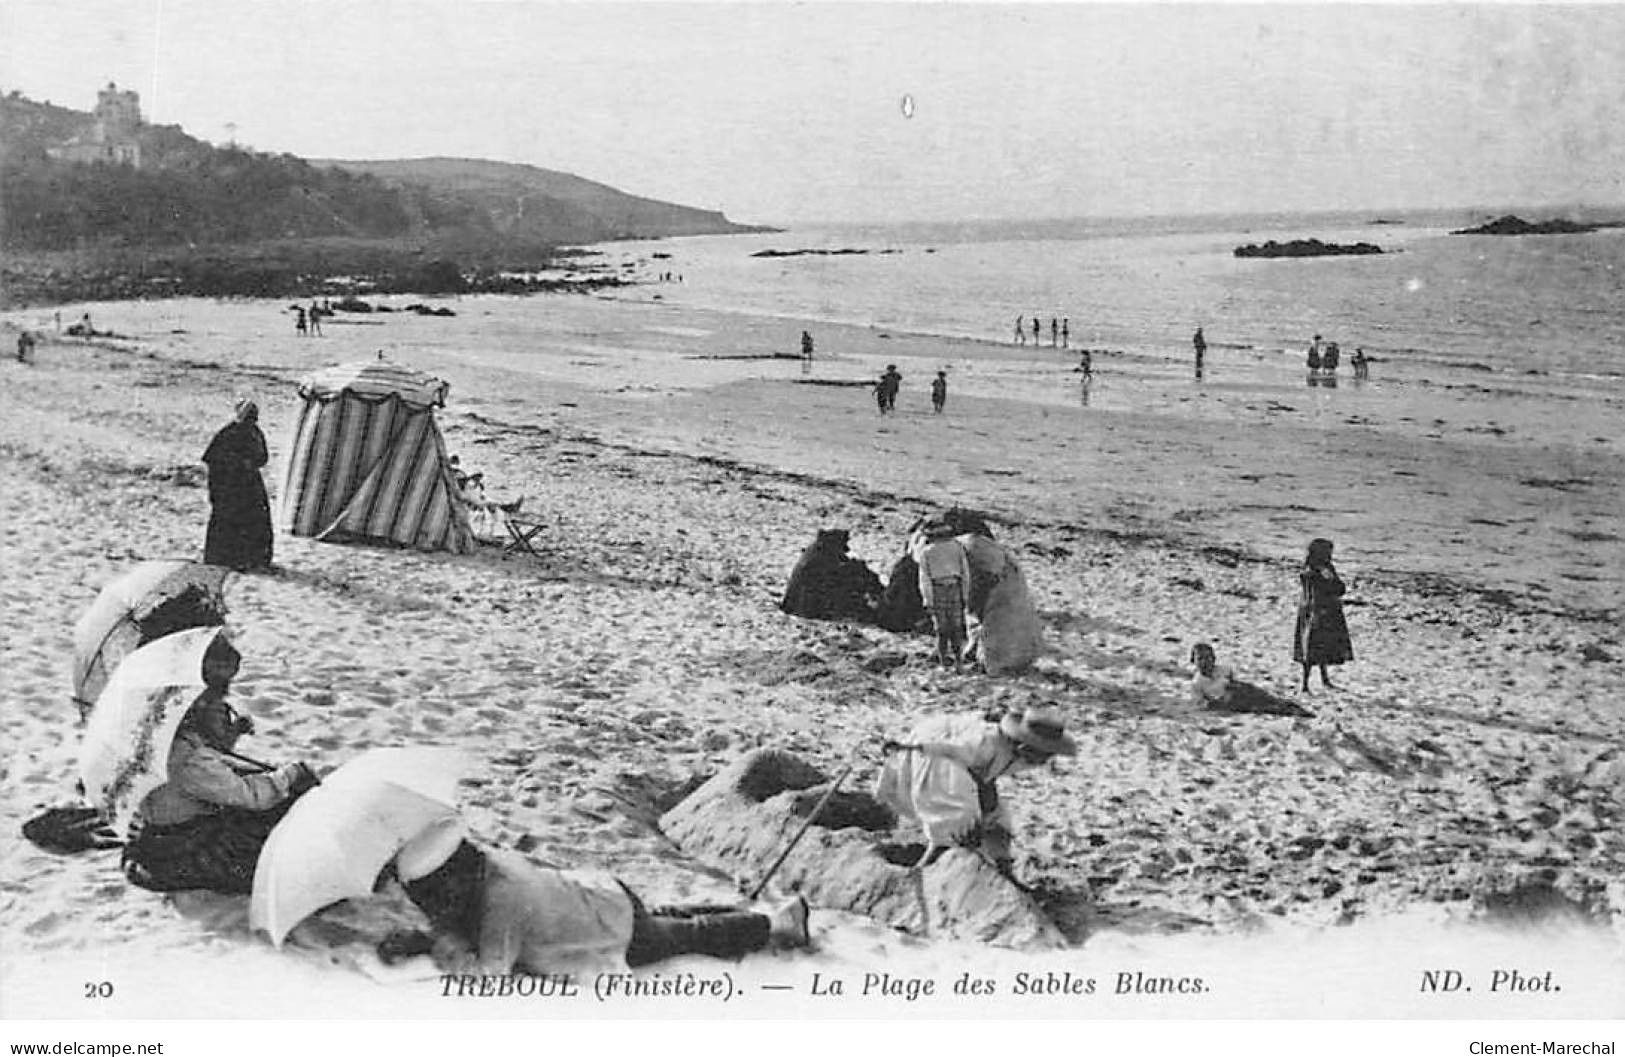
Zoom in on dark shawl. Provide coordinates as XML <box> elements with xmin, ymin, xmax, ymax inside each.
<box><xmin>780</xmin><ymin>532</ymin><xmax>881</xmax><ymax>621</ymax></box>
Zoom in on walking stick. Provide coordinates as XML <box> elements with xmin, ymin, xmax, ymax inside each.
<box><xmin>747</xmin><ymin>757</ymin><xmax>858</xmax><ymax>901</ymax></box>
<box><xmin>72</xmin><ymin>697</ymin><xmax>274</xmax><ymax>772</ymax></box>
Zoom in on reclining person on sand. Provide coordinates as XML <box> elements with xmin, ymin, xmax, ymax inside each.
<box><xmin>1189</xmin><ymin>643</ymin><xmax>1310</xmax><ymax>717</ymax></box>
<box><xmin>377</xmin><ymin>820</ymin><xmax>810</xmax><ymax>975</ymax></box>
<box><xmin>123</xmin><ymin>639</ymin><xmax>319</xmax><ymax>895</ymax></box>
<box><xmin>875</xmin><ymin>704</ymin><xmax>1076</xmax><ymax>880</ymax></box>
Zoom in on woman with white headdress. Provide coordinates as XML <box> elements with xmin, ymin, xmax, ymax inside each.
<box><xmin>201</xmin><ymin>398</ymin><xmax>273</xmax><ymax>571</ymax></box>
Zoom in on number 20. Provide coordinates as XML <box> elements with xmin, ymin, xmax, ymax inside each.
<box><xmin>83</xmin><ymin>981</ymin><xmax>114</xmax><ymax>999</ymax></box>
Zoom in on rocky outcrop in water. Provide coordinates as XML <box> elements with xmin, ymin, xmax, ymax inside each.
<box><xmin>1233</xmin><ymin>239</ymin><xmax>1384</xmax><ymax>259</ymax></box>
<box><xmin>1450</xmin><ymin>214</ymin><xmax>1619</xmax><ymax>236</ymax></box>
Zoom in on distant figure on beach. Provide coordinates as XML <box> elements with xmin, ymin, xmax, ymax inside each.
<box><xmin>1031</xmin><ymin>317</ymin><xmax>1040</xmax><ymax>345</ymax></box>
<box><xmin>1193</xmin><ymin>327</ymin><xmax>1206</xmax><ymax>375</ymax></box>
<box><xmin>1050</xmin><ymin>318</ymin><xmax>1058</xmax><ymax>348</ymax></box>
<box><xmin>800</xmin><ymin>330</ymin><xmax>814</xmax><ymax>362</ymax></box>
<box><xmin>876</xmin><ymin>704</ymin><xmax>1077</xmax><ymax>879</ymax></box>
<box><xmin>1306</xmin><ymin>334</ymin><xmax>1322</xmax><ymax>371</ymax></box>
<box><xmin>294</xmin><ymin>306</ymin><xmax>307</xmax><ymax>336</ymax></box>
<box><xmin>378</xmin><ymin>819</ymin><xmax>809</xmax><ymax>975</ymax></box>
<box><xmin>1293</xmin><ymin>537</ymin><xmax>1354</xmax><ymax>691</ymax></box>
<box><xmin>931</xmin><ymin>370</ymin><xmax>947</xmax><ymax>414</ymax></box>
<box><xmin>1351</xmin><ymin>347</ymin><xmax>1370</xmax><ymax>380</ymax></box>
<box><xmin>307</xmin><ymin>304</ymin><xmax>323</xmax><ymax>337</ymax></box>
<box><xmin>16</xmin><ymin>330</ymin><xmax>36</xmax><ymax>364</ymax></box>
<box><xmin>877</xmin><ymin>364</ymin><xmax>902</xmax><ymax>413</ymax></box>
<box><xmin>122</xmin><ymin>638</ymin><xmax>318</xmax><ymax>894</ymax></box>
<box><xmin>911</xmin><ymin>522</ymin><xmax>972</xmax><ymax>665</ymax></box>
<box><xmin>1189</xmin><ymin>643</ymin><xmax>1311</xmax><ymax>717</ymax></box>
<box><xmin>201</xmin><ymin>399</ymin><xmax>274</xmax><ymax>572</ymax></box>
<box><xmin>1014</xmin><ymin>316</ymin><xmax>1025</xmax><ymax>345</ymax></box>
<box><xmin>1323</xmin><ymin>342</ymin><xmax>1340</xmax><ymax>371</ymax></box>
<box><xmin>1077</xmin><ymin>348</ymin><xmax>1093</xmax><ymax>375</ymax></box>
<box><xmin>53</xmin><ymin>311</ymin><xmax>61</xmax><ymax>333</ymax></box>
<box><xmin>1061</xmin><ymin>318</ymin><xmax>1069</xmax><ymax>348</ymax></box>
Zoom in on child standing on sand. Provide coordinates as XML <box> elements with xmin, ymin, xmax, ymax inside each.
<box><xmin>931</xmin><ymin>370</ymin><xmax>947</xmax><ymax>413</ymax></box>
<box><xmin>1293</xmin><ymin>537</ymin><xmax>1354</xmax><ymax>691</ymax></box>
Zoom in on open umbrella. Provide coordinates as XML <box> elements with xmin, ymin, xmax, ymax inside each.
<box><xmin>78</xmin><ymin>625</ymin><xmax>229</xmax><ymax>838</ymax></box>
<box><xmin>72</xmin><ymin>560</ymin><xmax>229</xmax><ymax>718</ymax></box>
<box><xmin>250</xmin><ymin>747</ymin><xmax>470</xmax><ymax>947</ymax></box>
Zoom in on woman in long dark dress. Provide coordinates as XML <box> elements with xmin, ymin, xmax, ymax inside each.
<box><xmin>1293</xmin><ymin>537</ymin><xmax>1353</xmax><ymax>690</ymax></box>
<box><xmin>202</xmin><ymin>399</ymin><xmax>273</xmax><ymax>571</ymax></box>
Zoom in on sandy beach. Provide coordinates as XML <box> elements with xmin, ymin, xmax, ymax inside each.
<box><xmin>1</xmin><ymin>293</ymin><xmax>1621</xmax><ymax>1021</ymax></box>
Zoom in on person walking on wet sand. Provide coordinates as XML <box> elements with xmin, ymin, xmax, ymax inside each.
<box><xmin>294</xmin><ymin>306</ymin><xmax>307</xmax><ymax>336</ymax></box>
<box><xmin>307</xmin><ymin>303</ymin><xmax>323</xmax><ymax>337</ymax></box>
<box><xmin>1014</xmin><ymin>316</ymin><xmax>1025</xmax><ymax>345</ymax></box>
<box><xmin>1293</xmin><ymin>537</ymin><xmax>1353</xmax><ymax>691</ymax></box>
<box><xmin>1193</xmin><ymin>326</ymin><xmax>1206</xmax><ymax>375</ymax></box>
<box><xmin>878</xmin><ymin>364</ymin><xmax>902</xmax><ymax>413</ymax></box>
<box><xmin>16</xmin><ymin>330</ymin><xmax>36</xmax><ymax>364</ymax></box>
<box><xmin>800</xmin><ymin>330</ymin><xmax>814</xmax><ymax>363</ymax></box>
<box><xmin>1061</xmin><ymin>318</ymin><xmax>1069</xmax><ymax>349</ymax></box>
<box><xmin>1031</xmin><ymin>317</ymin><xmax>1040</xmax><ymax>345</ymax></box>
<box><xmin>931</xmin><ymin>370</ymin><xmax>948</xmax><ymax>414</ymax></box>
<box><xmin>1050</xmin><ymin>318</ymin><xmax>1058</xmax><ymax>348</ymax></box>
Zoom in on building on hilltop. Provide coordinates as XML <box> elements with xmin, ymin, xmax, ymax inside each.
<box><xmin>48</xmin><ymin>81</ymin><xmax>143</xmax><ymax>167</ymax></box>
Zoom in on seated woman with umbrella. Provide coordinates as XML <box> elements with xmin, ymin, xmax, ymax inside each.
<box><xmin>94</xmin><ymin>630</ymin><xmax>319</xmax><ymax>895</ymax></box>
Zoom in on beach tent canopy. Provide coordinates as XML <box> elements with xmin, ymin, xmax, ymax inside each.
<box><xmin>280</xmin><ymin>358</ymin><xmax>473</xmax><ymax>553</ymax></box>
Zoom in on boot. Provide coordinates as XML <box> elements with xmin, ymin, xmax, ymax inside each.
<box><xmin>766</xmin><ymin>895</ymin><xmax>810</xmax><ymax>949</ymax></box>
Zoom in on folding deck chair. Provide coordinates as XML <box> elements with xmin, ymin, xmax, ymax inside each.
<box><xmin>500</xmin><ymin>511</ymin><xmax>545</xmax><ymax>557</ymax></box>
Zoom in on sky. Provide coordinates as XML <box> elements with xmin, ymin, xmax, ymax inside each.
<box><xmin>4</xmin><ymin>1</ymin><xmax>1625</xmax><ymax>225</ymax></box>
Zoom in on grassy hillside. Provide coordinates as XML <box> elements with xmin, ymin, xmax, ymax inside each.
<box><xmin>320</xmin><ymin>157</ymin><xmax>773</xmax><ymax>243</ymax></box>
<box><xmin>0</xmin><ymin>89</ymin><xmax>762</xmax><ymax>304</ymax></box>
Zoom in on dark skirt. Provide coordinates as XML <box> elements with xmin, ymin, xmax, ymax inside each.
<box><xmin>1294</xmin><ymin>600</ymin><xmax>1354</xmax><ymax>666</ymax></box>
<box><xmin>204</xmin><ymin>470</ymin><xmax>274</xmax><ymax>571</ymax></box>
<box><xmin>122</xmin><ymin>804</ymin><xmax>290</xmax><ymax>895</ymax></box>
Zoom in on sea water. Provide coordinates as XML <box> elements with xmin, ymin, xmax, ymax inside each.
<box><xmin>602</xmin><ymin>210</ymin><xmax>1623</xmax><ymax>615</ymax></box>
<box><xmin>612</xmin><ymin>208</ymin><xmax>1625</xmax><ymax>402</ymax></box>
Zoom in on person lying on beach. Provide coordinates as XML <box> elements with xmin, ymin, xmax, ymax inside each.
<box><xmin>377</xmin><ymin>820</ymin><xmax>810</xmax><ymax>975</ymax></box>
<box><xmin>1189</xmin><ymin>643</ymin><xmax>1311</xmax><ymax>717</ymax></box>
<box><xmin>122</xmin><ymin>639</ymin><xmax>318</xmax><ymax>895</ymax></box>
<box><xmin>875</xmin><ymin>704</ymin><xmax>1077</xmax><ymax>880</ymax></box>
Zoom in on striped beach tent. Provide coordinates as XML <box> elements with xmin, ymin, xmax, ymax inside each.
<box><xmin>280</xmin><ymin>358</ymin><xmax>474</xmax><ymax>553</ymax></box>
